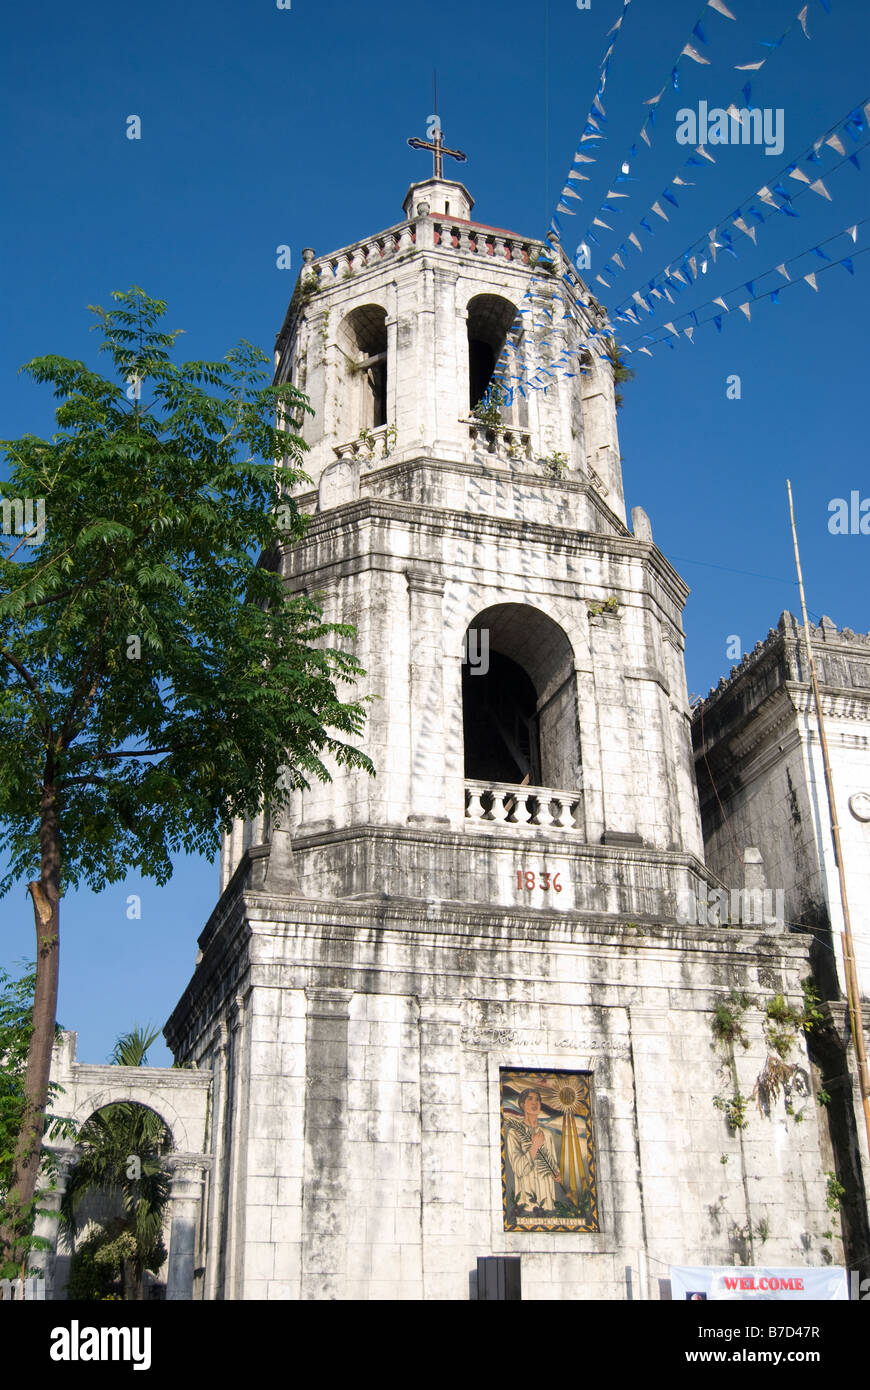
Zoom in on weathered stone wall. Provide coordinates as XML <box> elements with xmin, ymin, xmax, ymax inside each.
<box><xmin>166</xmin><ymin>892</ymin><xmax>837</xmax><ymax>1301</ymax></box>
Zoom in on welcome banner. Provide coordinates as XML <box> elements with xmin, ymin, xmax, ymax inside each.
<box><xmin>671</xmin><ymin>1265</ymin><xmax>848</xmax><ymax>1300</ymax></box>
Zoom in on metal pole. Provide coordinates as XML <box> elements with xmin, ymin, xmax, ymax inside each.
<box><xmin>786</xmin><ymin>481</ymin><xmax>870</xmax><ymax>1164</ymax></box>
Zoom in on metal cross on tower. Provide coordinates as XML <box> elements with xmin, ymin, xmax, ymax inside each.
<box><xmin>406</xmin><ymin>123</ymin><xmax>467</xmax><ymax>179</ymax></box>
<box><xmin>407</xmin><ymin>79</ymin><xmax>466</xmax><ymax>180</ymax></box>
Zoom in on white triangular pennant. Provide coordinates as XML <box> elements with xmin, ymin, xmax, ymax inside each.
<box><xmin>776</xmin><ymin>263</ymin><xmax>791</xmax><ymax>281</ymax></box>
<box><xmin>707</xmin><ymin>0</ymin><xmax>737</xmax><ymax>17</ymax></box>
<box><xmin>825</xmin><ymin>134</ymin><xmax>845</xmax><ymax>155</ymax></box>
<box><xmin>804</xmin><ymin>272</ymin><xmax>818</xmax><ymax>291</ymax></box>
<box><xmin>847</xmin><ymin>224</ymin><xmax>857</xmax><ymax>242</ymax></box>
<box><xmin>756</xmin><ymin>185</ymin><xmax>779</xmax><ymax>206</ymax></box>
<box><xmin>592</xmin><ymin>217</ymin><xmax>613</xmax><ymax>230</ymax></box>
<box><xmin>789</xmin><ymin>167</ymin><xmax>811</xmax><ymax>184</ymax></box>
<box><xmin>797</xmin><ymin>5</ymin><xmax>809</xmax><ymax>37</ymax></box>
<box><xmin>640</xmin><ymin>126</ymin><xmax>651</xmax><ymax>147</ymax></box>
<box><xmin>665</xmin><ymin>322</ymin><xmax>678</xmax><ymax>336</ymax></box>
<box><xmin>651</xmin><ymin>201</ymin><xmax>669</xmax><ymax>221</ymax></box>
<box><xmin>643</xmin><ymin>88</ymin><xmax>666</xmax><ymax>106</ymax></box>
<box><xmin>735</xmin><ymin>59</ymin><xmax>766</xmax><ymax>70</ymax></box>
<box><xmin>713</xmin><ymin>296</ymin><xmax>728</xmax><ymax>309</ymax></box>
<box><xmin>809</xmin><ymin>178</ymin><xmax>831</xmax><ymax>200</ymax></box>
<box><xmin>696</xmin><ymin>145</ymin><xmax>716</xmax><ymax>163</ymax></box>
<box><xmin>628</xmin><ymin>232</ymin><xmax>643</xmax><ymax>251</ymax></box>
<box><xmin>682</xmin><ymin>43</ymin><xmax>711</xmax><ymax>63</ymax></box>
<box><xmin>738</xmin><ymin>303</ymin><xmax>751</xmax><ymax>320</ymax></box>
<box><xmin>684</xmin><ymin>326</ymin><xmax>695</xmax><ymax>341</ymax></box>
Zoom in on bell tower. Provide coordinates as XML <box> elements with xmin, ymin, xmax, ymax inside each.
<box><xmin>166</xmin><ymin>168</ymin><xmax>834</xmax><ymax>1303</ymax></box>
<box><xmin>222</xmin><ymin>171</ymin><xmax>705</xmax><ymax>914</ymax></box>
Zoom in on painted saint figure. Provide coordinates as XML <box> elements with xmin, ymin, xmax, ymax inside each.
<box><xmin>505</xmin><ymin>1088</ymin><xmax>561</xmax><ymax>1213</ymax></box>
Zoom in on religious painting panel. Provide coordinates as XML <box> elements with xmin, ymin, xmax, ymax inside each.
<box><xmin>500</xmin><ymin>1068</ymin><xmax>599</xmax><ymax>1232</ymax></box>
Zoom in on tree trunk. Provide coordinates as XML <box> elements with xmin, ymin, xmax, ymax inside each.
<box><xmin>0</xmin><ymin>774</ymin><xmax>61</xmax><ymax>1271</ymax></box>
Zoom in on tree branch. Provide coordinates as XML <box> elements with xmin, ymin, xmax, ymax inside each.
<box><xmin>0</xmin><ymin>648</ymin><xmax>52</xmax><ymax>733</ymax></box>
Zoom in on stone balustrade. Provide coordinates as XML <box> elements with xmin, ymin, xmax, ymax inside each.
<box><xmin>465</xmin><ymin>780</ymin><xmax>583</xmax><ymax>831</ymax></box>
<box><xmin>298</xmin><ymin>220</ymin><xmax>559</xmax><ymax>292</ymax></box>
<box><xmin>464</xmin><ymin>418</ymin><xmax>533</xmax><ymax>462</ymax></box>
<box><xmin>333</xmin><ymin>422</ymin><xmax>396</xmax><ymax>462</ymax></box>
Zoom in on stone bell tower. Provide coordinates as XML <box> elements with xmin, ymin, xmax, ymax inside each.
<box><xmin>167</xmin><ymin>166</ymin><xmax>835</xmax><ymax>1300</ymax></box>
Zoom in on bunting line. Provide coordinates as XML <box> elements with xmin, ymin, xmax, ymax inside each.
<box><xmin>618</xmin><ymin>228</ymin><xmax>869</xmax><ymax>352</ymax></box>
<box><xmin>575</xmin><ymin>0</ymin><xmax>838</xmax><ymax>280</ymax></box>
<box><xmin>609</xmin><ymin>123</ymin><xmax>870</xmax><ymax>323</ymax></box>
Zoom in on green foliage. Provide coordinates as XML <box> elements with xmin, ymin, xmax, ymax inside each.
<box><xmin>61</xmin><ymin>1024</ymin><xmax>172</xmax><ymax>1299</ymax></box>
<box><xmin>542</xmin><ymin>451</ymin><xmax>569</xmax><ymax>478</ymax></box>
<box><xmin>587</xmin><ymin>595</ymin><xmax>620</xmax><ymax>619</ymax></box>
<box><xmin>0</xmin><ymin>286</ymin><xmax>373</xmax><ymax>898</ymax></box>
<box><xmin>816</xmin><ymin>1087</ymin><xmax>832</xmax><ymax>1107</ymax></box>
<box><xmin>602</xmin><ymin>337</ymin><xmax>635</xmax><ymax>410</ymax></box>
<box><xmin>471</xmin><ymin>384</ymin><xmax>505</xmax><ymax>428</ymax></box>
<box><xmin>0</xmin><ymin>964</ymin><xmax>73</xmax><ymax>1276</ymax></box>
<box><xmin>713</xmin><ymin>1091</ymin><xmax>750</xmax><ymax>1131</ymax></box>
<box><xmin>800</xmin><ymin>977</ymin><xmax>825</xmax><ymax>1033</ymax></box>
<box><xmin>825</xmin><ymin>1171</ymin><xmax>845</xmax><ymax>1211</ymax></box>
<box><xmin>711</xmin><ymin>990</ymin><xmax>753</xmax><ymax>1051</ymax></box>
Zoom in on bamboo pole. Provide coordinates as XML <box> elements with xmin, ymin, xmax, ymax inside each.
<box><xmin>786</xmin><ymin>481</ymin><xmax>870</xmax><ymax>1165</ymax></box>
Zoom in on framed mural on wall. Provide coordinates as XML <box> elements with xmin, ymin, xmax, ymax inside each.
<box><xmin>500</xmin><ymin>1069</ymin><xmax>599</xmax><ymax>1233</ymax></box>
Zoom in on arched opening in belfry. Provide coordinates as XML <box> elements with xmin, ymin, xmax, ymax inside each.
<box><xmin>462</xmin><ymin>604</ymin><xmax>581</xmax><ymax>790</ymax></box>
<box><xmin>463</xmin><ymin>651</ymin><xmax>541</xmax><ymax>784</ymax></box>
<box><xmin>467</xmin><ymin>294</ymin><xmax>518</xmax><ymax>413</ymax></box>
<box><xmin>337</xmin><ymin>305</ymin><xmax>388</xmax><ymax>432</ymax></box>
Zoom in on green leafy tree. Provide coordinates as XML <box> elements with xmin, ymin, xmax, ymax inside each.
<box><xmin>63</xmin><ymin>1026</ymin><xmax>171</xmax><ymax>1300</ymax></box>
<box><xmin>0</xmin><ymin>288</ymin><xmax>373</xmax><ymax>1267</ymax></box>
<box><xmin>0</xmin><ymin>963</ymin><xmax>72</xmax><ymax>1279</ymax></box>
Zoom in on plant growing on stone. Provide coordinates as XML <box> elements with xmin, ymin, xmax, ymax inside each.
<box><xmin>713</xmin><ymin>1090</ymin><xmax>750</xmax><ymax>1131</ymax></box>
<box><xmin>0</xmin><ymin>288</ymin><xmax>374</xmax><ymax>1270</ymax></box>
<box><xmin>711</xmin><ymin>991</ymin><xmax>753</xmax><ymax>1051</ymax></box>
<box><xmin>825</xmin><ymin>1171</ymin><xmax>845</xmax><ymax>1211</ymax></box>
<box><xmin>543</xmin><ymin>451</ymin><xmax>569</xmax><ymax>478</ymax></box>
<box><xmin>472</xmin><ymin>384</ymin><xmax>505</xmax><ymax>429</ymax></box>
<box><xmin>587</xmin><ymin>596</ymin><xmax>620</xmax><ymax>619</ymax></box>
<box><xmin>753</xmin><ymin>1053</ymin><xmax>795</xmax><ymax>1116</ymax></box>
<box><xmin>602</xmin><ymin>337</ymin><xmax>635</xmax><ymax>411</ymax></box>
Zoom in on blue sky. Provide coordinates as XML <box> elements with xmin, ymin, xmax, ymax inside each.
<box><xmin>1</xmin><ymin>0</ymin><xmax>868</xmax><ymax>1065</ymax></box>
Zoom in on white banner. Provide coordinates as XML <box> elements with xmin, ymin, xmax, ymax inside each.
<box><xmin>670</xmin><ymin>1266</ymin><xmax>848</xmax><ymax>1301</ymax></box>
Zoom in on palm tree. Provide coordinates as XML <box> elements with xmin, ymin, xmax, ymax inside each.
<box><xmin>62</xmin><ymin>1026</ymin><xmax>172</xmax><ymax>1300</ymax></box>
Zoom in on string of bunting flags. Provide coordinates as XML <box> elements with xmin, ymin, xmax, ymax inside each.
<box><xmin>483</xmin><ymin>0</ymin><xmax>858</xmax><ymax>408</ymax></box>
<box><xmin>554</xmin><ymin>0</ymin><xmax>634</xmax><ymax>223</ymax></box>
<box><xmin>574</xmin><ymin>0</ymin><xmax>836</xmax><ymax>281</ymax></box>
<box><xmin>610</xmin><ymin>115</ymin><xmax>869</xmax><ymax>325</ymax></box>
<box><xmin>618</xmin><ymin>219</ymin><xmax>867</xmax><ymax>353</ymax></box>
<box><xmin>487</xmin><ymin>0</ymin><xmax>639</xmax><ymax>401</ymax></box>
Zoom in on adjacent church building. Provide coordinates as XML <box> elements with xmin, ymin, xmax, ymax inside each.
<box><xmin>41</xmin><ymin>169</ymin><xmax>870</xmax><ymax>1300</ymax></box>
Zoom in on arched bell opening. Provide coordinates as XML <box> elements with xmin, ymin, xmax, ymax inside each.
<box><xmin>337</xmin><ymin>305</ymin><xmax>388</xmax><ymax>431</ymax></box>
<box><xmin>461</xmin><ymin>604</ymin><xmax>581</xmax><ymax>792</ymax></box>
<box><xmin>466</xmin><ymin>294</ymin><xmax>526</xmax><ymax>426</ymax></box>
<box><xmin>462</xmin><ymin>650</ymin><xmax>541</xmax><ymax>785</ymax></box>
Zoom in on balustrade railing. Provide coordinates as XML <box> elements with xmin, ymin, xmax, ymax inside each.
<box><xmin>465</xmin><ymin>781</ymin><xmax>583</xmax><ymax>831</ymax></box>
<box><xmin>299</xmin><ymin>221</ymin><xmax>557</xmax><ymax>291</ymax></box>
